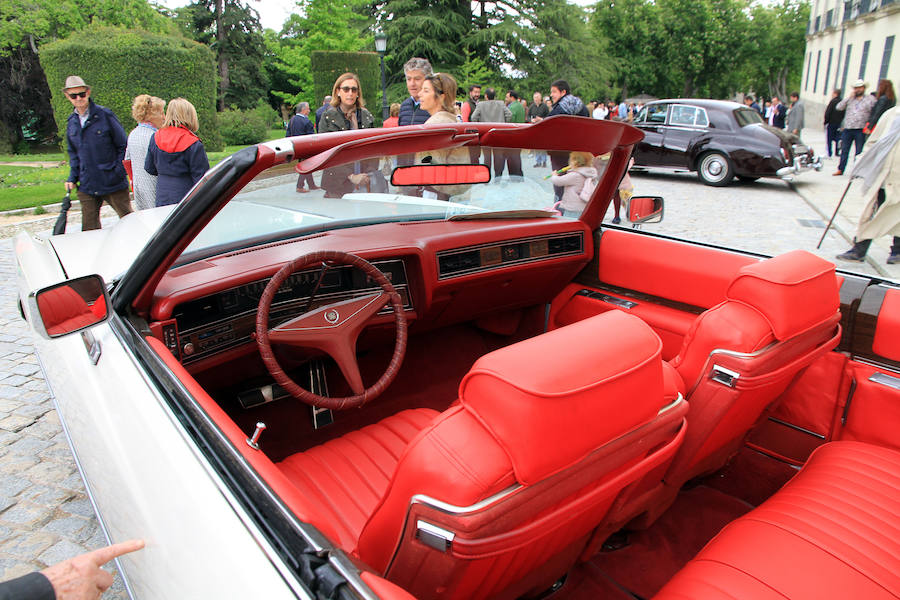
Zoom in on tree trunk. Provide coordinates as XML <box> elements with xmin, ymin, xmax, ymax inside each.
<box><xmin>216</xmin><ymin>0</ymin><xmax>229</xmax><ymax>111</ymax></box>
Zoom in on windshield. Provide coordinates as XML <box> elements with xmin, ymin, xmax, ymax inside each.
<box><xmin>185</xmin><ymin>143</ymin><xmax>606</xmax><ymax>257</ymax></box>
<box><xmin>734</xmin><ymin>108</ymin><xmax>765</xmax><ymax>127</ymax></box>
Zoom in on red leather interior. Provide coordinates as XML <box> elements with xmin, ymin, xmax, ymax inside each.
<box><xmin>459</xmin><ymin>310</ymin><xmax>665</xmax><ymax>485</ymax></box>
<box><xmin>873</xmin><ymin>287</ymin><xmax>900</xmax><ymax>361</ymax></box>
<box><xmin>37</xmin><ymin>285</ymin><xmax>96</xmax><ymax>335</ymax></box>
<box><xmin>278</xmin><ymin>310</ymin><xmax>687</xmax><ymax>600</ymax></box>
<box><xmin>661</xmin><ymin>251</ymin><xmax>841</xmax><ymax>494</ymax></box>
<box><xmin>655</xmin><ymin>441</ymin><xmax>900</xmax><ymax>600</ymax></box>
<box><xmin>725</xmin><ymin>250</ymin><xmax>840</xmax><ymax>340</ymax></box>
<box><xmin>838</xmin><ymin>361</ymin><xmax>900</xmax><ymax>451</ymax></box>
<box><xmin>595</xmin><ymin>230</ymin><xmax>757</xmax><ymax>310</ymax></box>
<box><xmin>277</xmin><ymin>408</ymin><xmax>438</xmax><ymax>551</ymax></box>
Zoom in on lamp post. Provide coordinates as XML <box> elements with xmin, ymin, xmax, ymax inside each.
<box><xmin>375</xmin><ymin>32</ymin><xmax>388</xmax><ymax>121</ymax></box>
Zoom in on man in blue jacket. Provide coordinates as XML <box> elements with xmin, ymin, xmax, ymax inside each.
<box><xmin>397</xmin><ymin>57</ymin><xmax>432</xmax><ymax>126</ymax></box>
<box><xmin>62</xmin><ymin>76</ymin><xmax>133</xmax><ymax>231</ymax></box>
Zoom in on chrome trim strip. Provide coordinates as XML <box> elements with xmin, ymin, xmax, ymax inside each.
<box><xmin>869</xmin><ymin>371</ymin><xmax>900</xmax><ymax>391</ymax></box>
<box><xmin>707</xmin><ymin>341</ymin><xmax>779</xmax><ymax>360</ymax></box>
<box><xmin>657</xmin><ymin>393</ymin><xmax>684</xmax><ymax>415</ymax></box>
<box><xmin>766</xmin><ymin>416</ymin><xmax>827</xmax><ymax>440</ymax></box>
<box><xmin>411</xmin><ymin>484</ymin><xmax>522</xmax><ymax>515</ymax></box>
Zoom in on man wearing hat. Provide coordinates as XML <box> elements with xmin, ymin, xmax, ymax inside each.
<box><xmin>834</xmin><ymin>79</ymin><xmax>877</xmax><ymax>175</ymax></box>
<box><xmin>62</xmin><ymin>75</ymin><xmax>133</xmax><ymax>231</ymax></box>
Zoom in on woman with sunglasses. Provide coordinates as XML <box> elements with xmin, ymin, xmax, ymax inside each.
<box><xmin>318</xmin><ymin>73</ymin><xmax>376</xmax><ymax>197</ymax></box>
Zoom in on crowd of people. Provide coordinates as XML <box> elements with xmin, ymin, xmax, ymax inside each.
<box><xmin>61</xmin><ymin>75</ymin><xmax>210</xmax><ymax>232</ymax></box>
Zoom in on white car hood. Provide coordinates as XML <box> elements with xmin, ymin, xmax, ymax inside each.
<box><xmin>48</xmin><ymin>206</ymin><xmax>176</xmax><ymax>282</ymax></box>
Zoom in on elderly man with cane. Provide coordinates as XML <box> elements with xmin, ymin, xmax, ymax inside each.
<box><xmin>825</xmin><ymin>105</ymin><xmax>900</xmax><ymax>264</ymax></box>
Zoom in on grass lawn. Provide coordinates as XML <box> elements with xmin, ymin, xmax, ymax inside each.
<box><xmin>0</xmin><ymin>129</ymin><xmax>289</xmax><ymax>212</ymax></box>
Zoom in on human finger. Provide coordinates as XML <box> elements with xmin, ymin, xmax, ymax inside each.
<box><xmin>88</xmin><ymin>539</ymin><xmax>145</xmax><ymax>565</ymax></box>
<box><xmin>95</xmin><ymin>568</ymin><xmax>114</xmax><ymax>590</ymax></box>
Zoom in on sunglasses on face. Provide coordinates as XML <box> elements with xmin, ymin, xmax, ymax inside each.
<box><xmin>339</xmin><ymin>86</ymin><xmax>359</xmax><ymax>93</ymax></box>
<box><xmin>68</xmin><ymin>92</ymin><xmax>87</xmax><ymax>99</ymax></box>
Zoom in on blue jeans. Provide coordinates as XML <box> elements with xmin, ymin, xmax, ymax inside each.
<box><xmin>826</xmin><ymin>124</ymin><xmax>840</xmax><ymax>157</ymax></box>
<box><xmin>837</xmin><ymin>128</ymin><xmax>866</xmax><ymax>172</ymax></box>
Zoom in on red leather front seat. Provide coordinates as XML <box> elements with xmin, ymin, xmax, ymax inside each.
<box><xmin>642</xmin><ymin>250</ymin><xmax>841</xmax><ymax>522</ymax></box>
<box><xmin>279</xmin><ymin>310</ymin><xmax>687</xmax><ymax>600</ymax></box>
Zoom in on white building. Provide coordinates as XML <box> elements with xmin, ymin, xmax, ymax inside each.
<box><xmin>802</xmin><ymin>0</ymin><xmax>899</xmax><ymax>125</ymax></box>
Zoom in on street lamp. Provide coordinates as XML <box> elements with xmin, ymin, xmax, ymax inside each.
<box><xmin>375</xmin><ymin>32</ymin><xmax>388</xmax><ymax>121</ymax></box>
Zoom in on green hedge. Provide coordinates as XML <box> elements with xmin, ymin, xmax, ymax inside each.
<box><xmin>311</xmin><ymin>51</ymin><xmax>383</xmax><ymax>123</ymax></box>
<box><xmin>41</xmin><ymin>26</ymin><xmax>223</xmax><ymax>151</ymax></box>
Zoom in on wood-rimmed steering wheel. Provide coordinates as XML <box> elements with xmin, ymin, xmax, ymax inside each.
<box><xmin>255</xmin><ymin>250</ymin><xmax>407</xmax><ymax>409</ymax></box>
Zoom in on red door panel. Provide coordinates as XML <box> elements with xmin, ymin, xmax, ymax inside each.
<box><xmin>838</xmin><ymin>362</ymin><xmax>900</xmax><ymax>451</ymax></box>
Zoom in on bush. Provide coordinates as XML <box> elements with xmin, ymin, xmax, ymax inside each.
<box><xmin>40</xmin><ymin>25</ymin><xmax>223</xmax><ymax>151</ymax></box>
<box><xmin>250</xmin><ymin>99</ymin><xmax>283</xmax><ymax>130</ymax></box>
<box><xmin>218</xmin><ymin>107</ymin><xmax>268</xmax><ymax>146</ymax></box>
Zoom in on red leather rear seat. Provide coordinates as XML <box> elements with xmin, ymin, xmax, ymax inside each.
<box><xmin>655</xmin><ymin>441</ymin><xmax>900</xmax><ymax>599</ymax></box>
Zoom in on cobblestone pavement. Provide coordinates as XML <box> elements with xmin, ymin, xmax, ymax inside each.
<box><xmin>0</xmin><ymin>223</ymin><xmax>127</xmax><ymax>596</ymax></box>
<box><xmin>0</xmin><ymin>127</ymin><xmax>896</xmax><ymax>598</ymax></box>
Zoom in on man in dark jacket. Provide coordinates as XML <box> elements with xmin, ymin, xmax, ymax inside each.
<box><xmin>62</xmin><ymin>76</ymin><xmax>132</xmax><ymax>231</ymax></box>
<box><xmin>824</xmin><ymin>89</ymin><xmax>844</xmax><ymax>157</ymax></box>
<box><xmin>286</xmin><ymin>102</ymin><xmax>319</xmax><ymax>192</ymax></box>
<box><xmin>397</xmin><ymin>57</ymin><xmax>432</xmax><ymax>126</ymax></box>
<box><xmin>314</xmin><ymin>96</ymin><xmax>331</xmax><ymax>132</ymax></box>
<box><xmin>770</xmin><ymin>96</ymin><xmax>787</xmax><ymax>129</ymax></box>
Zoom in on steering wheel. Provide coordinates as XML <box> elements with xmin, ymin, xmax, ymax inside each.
<box><xmin>255</xmin><ymin>250</ymin><xmax>407</xmax><ymax>410</ymax></box>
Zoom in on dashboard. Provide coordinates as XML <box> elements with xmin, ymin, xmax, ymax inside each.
<box><xmin>149</xmin><ymin>219</ymin><xmax>591</xmax><ymax>368</ymax></box>
<box><xmin>155</xmin><ymin>260</ymin><xmax>410</xmax><ymax>364</ymax></box>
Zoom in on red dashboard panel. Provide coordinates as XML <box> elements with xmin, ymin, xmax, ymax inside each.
<box><xmin>149</xmin><ymin>219</ymin><xmax>592</xmax><ymax>361</ymax></box>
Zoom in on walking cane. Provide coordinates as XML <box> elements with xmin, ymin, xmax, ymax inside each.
<box><xmin>816</xmin><ymin>178</ymin><xmax>854</xmax><ymax>249</ymax></box>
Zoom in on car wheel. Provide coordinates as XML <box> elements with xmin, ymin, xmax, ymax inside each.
<box><xmin>737</xmin><ymin>175</ymin><xmax>760</xmax><ymax>183</ymax></box>
<box><xmin>697</xmin><ymin>152</ymin><xmax>734</xmax><ymax>186</ymax></box>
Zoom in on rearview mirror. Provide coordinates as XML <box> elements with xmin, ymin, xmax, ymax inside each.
<box><xmin>28</xmin><ymin>275</ymin><xmax>109</xmax><ymax>339</ymax></box>
<box><xmin>627</xmin><ymin>196</ymin><xmax>664</xmax><ymax>224</ymax></box>
<box><xmin>391</xmin><ymin>163</ymin><xmax>491</xmax><ymax>186</ymax></box>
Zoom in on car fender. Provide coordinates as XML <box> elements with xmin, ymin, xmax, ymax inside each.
<box><xmin>27</xmin><ymin>314</ymin><xmax>306</xmax><ymax>599</ymax></box>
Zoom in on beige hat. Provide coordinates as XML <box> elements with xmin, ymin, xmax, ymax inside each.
<box><xmin>851</xmin><ymin>78</ymin><xmax>867</xmax><ymax>88</ymax></box>
<box><xmin>62</xmin><ymin>75</ymin><xmax>90</xmax><ymax>91</ymax></box>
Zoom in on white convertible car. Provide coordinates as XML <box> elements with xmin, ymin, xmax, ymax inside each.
<box><xmin>15</xmin><ymin>117</ymin><xmax>900</xmax><ymax>600</ymax></box>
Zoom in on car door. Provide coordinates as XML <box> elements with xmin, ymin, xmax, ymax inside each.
<box><xmin>15</xmin><ymin>236</ymin><xmax>306</xmax><ymax>599</ymax></box>
<box><xmin>662</xmin><ymin>104</ymin><xmax>709</xmax><ymax>169</ymax></box>
<box><xmin>633</xmin><ymin>103</ymin><xmax>669</xmax><ymax>167</ymax></box>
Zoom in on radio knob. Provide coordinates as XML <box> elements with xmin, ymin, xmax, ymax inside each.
<box><xmin>182</xmin><ymin>342</ymin><xmax>195</xmax><ymax>356</ymax></box>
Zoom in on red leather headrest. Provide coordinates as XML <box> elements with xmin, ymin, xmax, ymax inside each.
<box><xmin>459</xmin><ymin>310</ymin><xmax>665</xmax><ymax>485</ymax></box>
<box><xmin>726</xmin><ymin>250</ymin><xmax>839</xmax><ymax>341</ymax></box>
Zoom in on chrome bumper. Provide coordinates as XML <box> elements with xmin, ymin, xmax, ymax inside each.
<box><xmin>777</xmin><ymin>154</ymin><xmax>823</xmax><ymax>178</ymax></box>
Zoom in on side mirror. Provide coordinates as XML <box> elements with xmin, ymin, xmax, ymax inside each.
<box><xmin>627</xmin><ymin>196</ymin><xmax>664</xmax><ymax>224</ymax></box>
<box><xmin>28</xmin><ymin>275</ymin><xmax>109</xmax><ymax>339</ymax></box>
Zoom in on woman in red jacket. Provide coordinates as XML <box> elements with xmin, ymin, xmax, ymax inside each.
<box><xmin>145</xmin><ymin>98</ymin><xmax>210</xmax><ymax>207</ymax></box>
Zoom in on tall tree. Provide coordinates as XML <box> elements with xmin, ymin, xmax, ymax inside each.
<box><xmin>178</xmin><ymin>0</ymin><xmax>269</xmax><ymax>110</ymax></box>
<box><xmin>0</xmin><ymin>0</ymin><xmax>173</xmax><ymax>151</ymax></box>
<box><xmin>739</xmin><ymin>0</ymin><xmax>810</xmax><ymax>100</ymax></box>
<box><xmin>267</xmin><ymin>0</ymin><xmax>371</xmax><ymax>109</ymax></box>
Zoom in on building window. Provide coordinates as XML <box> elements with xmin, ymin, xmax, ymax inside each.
<box><xmin>824</xmin><ymin>47</ymin><xmax>834</xmax><ymax>93</ymax></box>
<box><xmin>880</xmin><ymin>36</ymin><xmax>895</xmax><ymax>80</ymax></box>
<box><xmin>805</xmin><ymin>52</ymin><xmax>813</xmax><ymax>90</ymax></box>
<box><xmin>826</xmin><ymin>8</ymin><xmax>834</xmax><ymax>26</ymax></box>
<box><xmin>841</xmin><ymin>44</ymin><xmax>853</xmax><ymax>91</ymax></box>
<box><xmin>859</xmin><ymin>40</ymin><xmax>870</xmax><ymax>79</ymax></box>
<box><xmin>843</xmin><ymin>0</ymin><xmax>852</xmax><ymax>20</ymax></box>
<box><xmin>814</xmin><ymin>50</ymin><xmax>822</xmax><ymax>93</ymax></box>
<box><xmin>859</xmin><ymin>0</ymin><xmax>871</xmax><ymax>12</ymax></box>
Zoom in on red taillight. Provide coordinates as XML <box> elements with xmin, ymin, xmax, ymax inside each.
<box><xmin>781</xmin><ymin>147</ymin><xmax>790</xmax><ymax>162</ymax></box>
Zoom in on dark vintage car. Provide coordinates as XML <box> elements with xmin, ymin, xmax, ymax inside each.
<box><xmin>631</xmin><ymin>98</ymin><xmax>822</xmax><ymax>186</ymax></box>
